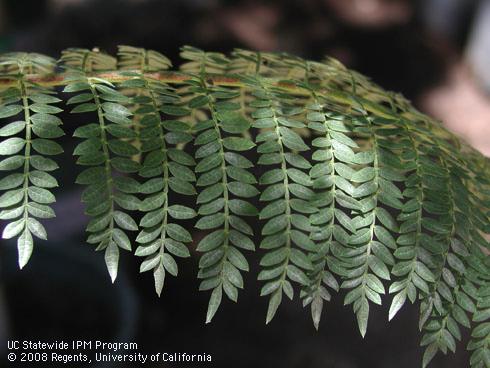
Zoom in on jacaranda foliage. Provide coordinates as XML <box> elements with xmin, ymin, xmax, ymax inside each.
<box><xmin>1</xmin><ymin>46</ymin><xmax>489</xmax><ymax>367</ymax></box>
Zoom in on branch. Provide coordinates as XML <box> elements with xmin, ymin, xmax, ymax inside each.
<box><xmin>0</xmin><ymin>70</ymin><xmax>405</xmax><ymax>122</ymax></box>
<box><xmin>0</xmin><ymin>70</ymin><xmax>298</xmax><ymax>90</ymax></box>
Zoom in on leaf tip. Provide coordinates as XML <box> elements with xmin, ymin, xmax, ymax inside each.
<box><xmin>155</xmin><ymin>290</ymin><xmax>162</xmax><ymax>298</ymax></box>
<box><xmin>359</xmin><ymin>327</ymin><xmax>367</xmax><ymax>338</ymax></box>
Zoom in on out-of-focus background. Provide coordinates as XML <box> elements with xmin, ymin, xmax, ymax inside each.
<box><xmin>0</xmin><ymin>0</ymin><xmax>488</xmax><ymax>367</ymax></box>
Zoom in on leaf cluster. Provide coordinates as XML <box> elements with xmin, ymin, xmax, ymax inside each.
<box><xmin>1</xmin><ymin>46</ymin><xmax>489</xmax><ymax>368</ymax></box>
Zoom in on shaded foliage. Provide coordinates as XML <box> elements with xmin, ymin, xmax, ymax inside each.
<box><xmin>1</xmin><ymin>46</ymin><xmax>489</xmax><ymax>367</ymax></box>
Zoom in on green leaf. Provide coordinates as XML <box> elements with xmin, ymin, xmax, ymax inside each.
<box><xmin>266</xmin><ymin>289</ymin><xmax>282</xmax><ymax>324</ymax></box>
<box><xmin>287</xmin><ymin>264</ymin><xmax>310</xmax><ymax>285</ymax></box>
<box><xmin>113</xmin><ymin>210</ymin><xmax>138</xmax><ymax>231</ymax></box>
<box><xmin>0</xmin><ymin>173</ymin><xmax>24</xmax><ymax>190</ymax></box>
<box><xmin>229</xmin><ymin>230</ymin><xmax>255</xmax><ymax>250</ymax></box>
<box><xmin>30</xmin><ymin>155</ymin><xmax>58</xmax><ymax>171</ymax></box>
<box><xmin>168</xmin><ymin>148</ymin><xmax>195</xmax><ymax>166</ymax></box>
<box><xmin>422</xmin><ymin>343</ymin><xmax>438</xmax><ymax>368</ymax></box>
<box><xmin>29</xmin><ymin>103</ymin><xmax>62</xmax><ymax>114</ymax></box>
<box><xmin>284</xmin><ymin>153</ymin><xmax>311</xmax><ymax>169</ymax></box>
<box><xmin>27</xmin><ymin>218</ymin><xmax>47</xmax><ymax>240</ymax></box>
<box><xmin>2</xmin><ymin>218</ymin><xmax>25</xmax><ymax>239</ymax></box>
<box><xmin>28</xmin><ymin>187</ymin><xmax>55</xmax><ymax>204</ymax></box>
<box><xmin>76</xmin><ymin>167</ymin><xmax>106</xmax><ymax>185</ymax></box>
<box><xmin>357</xmin><ymin>297</ymin><xmax>370</xmax><ymax>337</ymax></box>
<box><xmin>140</xmin><ymin>253</ymin><xmax>160</xmax><ymax>273</ymax></box>
<box><xmin>389</xmin><ymin>292</ymin><xmax>407</xmax><ymax>321</ymax></box>
<box><xmin>108</xmin><ymin>139</ymin><xmax>138</xmax><ymax>156</ymax></box>
<box><xmin>415</xmin><ymin>261</ymin><xmax>435</xmax><ymax>282</ymax></box>
<box><xmin>227</xmin><ymin>182</ymin><xmax>259</xmax><ymax>198</ymax></box>
<box><xmin>195</xmin><ymin>153</ymin><xmax>221</xmax><ymax>173</ymax></box>
<box><xmin>228</xmin><ymin>199</ymin><xmax>258</xmax><ymax>216</ymax></box>
<box><xmin>63</xmin><ymin>82</ymin><xmax>91</xmax><ymax>93</ymax></box>
<box><xmin>168</xmin><ymin>178</ymin><xmax>196</xmax><ymax>195</ymax></box>
<box><xmin>71</xmin><ymin>103</ymin><xmax>97</xmax><ymax>113</ymax></box>
<box><xmin>105</xmin><ymin>241</ymin><xmax>120</xmax><ymax>283</ymax></box>
<box><xmin>375</xmin><ymin>208</ymin><xmax>398</xmax><ymax>232</ymax></box>
<box><xmin>262</xmin><ymin>215</ymin><xmax>288</xmax><ymax>235</ymax></box>
<box><xmin>456</xmin><ymin>291</ymin><xmax>476</xmax><ymax>313</ymax></box>
<box><xmin>30</xmin><ymin>93</ymin><xmax>61</xmax><ymax>104</ymax></box>
<box><xmin>0</xmin><ymin>104</ymin><xmax>23</xmax><ymax>118</ymax></box>
<box><xmin>197</xmin><ymin>230</ymin><xmax>225</xmax><ymax>252</ymax></box>
<box><xmin>27</xmin><ymin>202</ymin><xmax>55</xmax><ymax>219</ymax></box>
<box><xmin>31</xmin><ymin>113</ymin><xmax>62</xmax><ymax>125</ymax></box>
<box><xmin>111</xmin><ymin>157</ymin><xmax>140</xmax><ymax>173</ymax></box>
<box><xmin>188</xmin><ymin>95</ymin><xmax>209</xmax><ymax>108</ymax></box>
<box><xmin>166</xmin><ymin>223</ymin><xmax>192</xmax><ymax>242</ymax></box>
<box><xmin>228</xmin><ymin>246</ymin><xmax>249</xmax><ymax>271</ymax></box>
<box><xmin>73</xmin><ymin>124</ymin><xmax>100</xmax><ymax>138</ymax></box>
<box><xmin>165</xmin><ymin>238</ymin><xmax>190</xmax><ymax>258</ymax></box>
<box><xmin>222</xmin><ymin>137</ymin><xmax>255</xmax><ymax>151</ymax></box>
<box><xmin>206</xmin><ymin>286</ymin><xmax>222</xmax><ymax>323</ymax></box>
<box><xmin>351</xmin><ymin>167</ymin><xmax>376</xmax><ymax>183</ymax></box>
<box><xmin>0</xmin><ymin>121</ymin><xmax>25</xmax><ymax>136</ymax></box>
<box><xmin>0</xmin><ymin>137</ymin><xmax>25</xmax><ymax>155</ymax></box>
<box><xmin>287</xmin><ymin>169</ymin><xmax>312</xmax><ymax>186</ymax></box>
<box><xmin>290</xmin><ymin>248</ymin><xmax>313</xmax><ymax>270</ymax></box>
<box><xmin>260</xmin><ymin>169</ymin><xmax>284</xmax><ymax>185</ymax></box>
<box><xmin>162</xmin><ymin>253</ymin><xmax>178</xmax><ymax>276</ymax></box>
<box><xmin>0</xmin><ymin>188</ymin><xmax>24</xmax><ymax>207</ymax></box>
<box><xmin>32</xmin><ymin>123</ymin><xmax>64</xmax><ymax>139</ymax></box>
<box><xmin>0</xmin><ymin>155</ymin><xmax>24</xmax><ymax>170</ymax></box>
<box><xmin>219</xmin><ymin>113</ymin><xmax>250</xmax><ymax>133</ymax></box>
<box><xmin>29</xmin><ymin>171</ymin><xmax>58</xmax><ymax>188</ymax></box>
<box><xmin>291</xmin><ymin>230</ymin><xmax>316</xmax><ymax>251</ymax></box>
<box><xmin>167</xmin><ymin>205</ymin><xmax>197</xmax><ymax>219</ymax></box>
<box><xmin>199</xmin><ymin>248</ymin><xmax>225</xmax><ymax>269</ymax></box>
<box><xmin>153</xmin><ymin>264</ymin><xmax>165</xmax><ymax>297</ymax></box>
<box><xmin>161</xmin><ymin>105</ymin><xmax>190</xmax><ymax>116</ymax></box>
<box><xmin>113</xmin><ymin>228</ymin><xmax>131</xmax><ymax>250</ymax></box>
<box><xmin>140</xmin><ymin>210</ymin><xmax>163</xmax><ymax>228</ymax></box>
<box><xmin>16</xmin><ymin>228</ymin><xmax>33</xmax><ymax>269</ymax></box>
<box><xmin>74</xmin><ymin>138</ymin><xmax>101</xmax><ymax>155</ymax></box>
<box><xmin>31</xmin><ymin>139</ymin><xmax>63</xmax><ymax>155</ymax></box>
<box><xmin>0</xmin><ymin>206</ymin><xmax>23</xmax><ymax>220</ymax></box>
<box><xmin>196</xmin><ymin>213</ymin><xmax>224</xmax><ymax>230</ymax></box>
<box><xmin>279</xmin><ymin>127</ymin><xmax>308</xmax><ymax>151</ymax></box>
<box><xmin>102</xmin><ymin>102</ymin><xmax>132</xmax><ymax>116</ymax></box>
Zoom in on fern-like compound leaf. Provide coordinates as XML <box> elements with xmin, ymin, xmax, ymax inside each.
<box><xmin>241</xmin><ymin>69</ymin><xmax>315</xmax><ymax>324</ymax></box>
<box><xmin>117</xmin><ymin>46</ymin><xmax>196</xmax><ymax>296</ymax></box>
<box><xmin>0</xmin><ymin>53</ymin><xmax>63</xmax><ymax>268</ymax></box>
<box><xmin>300</xmin><ymin>92</ymin><xmax>352</xmax><ymax>330</ymax></box>
<box><xmin>62</xmin><ymin>48</ymin><xmax>138</xmax><ymax>282</ymax></box>
<box><xmin>334</xmin><ymin>103</ymin><xmax>403</xmax><ymax>337</ymax></box>
<box><xmin>181</xmin><ymin>47</ymin><xmax>257</xmax><ymax>323</ymax></box>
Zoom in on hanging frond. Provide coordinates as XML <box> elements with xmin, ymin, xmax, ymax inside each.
<box><xmin>233</xmin><ymin>54</ymin><xmax>316</xmax><ymax>323</ymax></box>
<box><xmin>61</xmin><ymin>48</ymin><xmax>138</xmax><ymax>282</ymax></box>
<box><xmin>180</xmin><ymin>46</ymin><xmax>258</xmax><ymax>323</ymax></box>
<box><xmin>115</xmin><ymin>46</ymin><xmax>195</xmax><ymax>296</ymax></box>
<box><xmin>0</xmin><ymin>45</ymin><xmax>489</xmax><ymax>368</ymax></box>
<box><xmin>0</xmin><ymin>53</ymin><xmax>63</xmax><ymax>268</ymax></box>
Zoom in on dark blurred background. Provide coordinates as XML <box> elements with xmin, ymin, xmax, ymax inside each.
<box><xmin>0</xmin><ymin>0</ymin><xmax>489</xmax><ymax>367</ymax></box>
